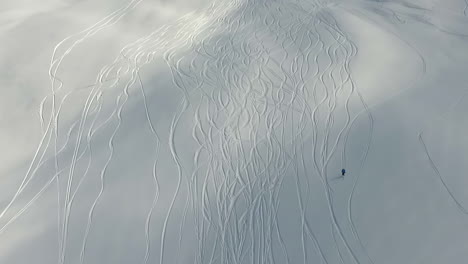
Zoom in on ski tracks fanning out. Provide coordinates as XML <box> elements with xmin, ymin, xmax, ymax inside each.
<box><xmin>5</xmin><ymin>0</ymin><xmax>462</xmax><ymax>263</ymax></box>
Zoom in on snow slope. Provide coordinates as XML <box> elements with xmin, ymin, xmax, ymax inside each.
<box><xmin>1</xmin><ymin>0</ymin><xmax>468</xmax><ymax>263</ymax></box>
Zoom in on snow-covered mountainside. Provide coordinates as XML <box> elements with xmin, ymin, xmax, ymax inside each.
<box><xmin>1</xmin><ymin>0</ymin><xmax>468</xmax><ymax>263</ymax></box>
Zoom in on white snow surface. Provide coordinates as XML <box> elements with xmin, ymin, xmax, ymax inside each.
<box><xmin>1</xmin><ymin>0</ymin><xmax>468</xmax><ymax>263</ymax></box>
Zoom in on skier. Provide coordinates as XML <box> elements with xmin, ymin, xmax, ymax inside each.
<box><xmin>341</xmin><ymin>169</ymin><xmax>346</xmax><ymax>176</ymax></box>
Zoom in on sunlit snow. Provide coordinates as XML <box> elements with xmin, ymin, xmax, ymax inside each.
<box><xmin>1</xmin><ymin>0</ymin><xmax>468</xmax><ymax>263</ymax></box>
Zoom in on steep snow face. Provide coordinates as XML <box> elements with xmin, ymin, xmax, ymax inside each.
<box><xmin>1</xmin><ymin>0</ymin><xmax>468</xmax><ymax>263</ymax></box>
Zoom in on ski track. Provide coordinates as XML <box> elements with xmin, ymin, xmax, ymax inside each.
<box><xmin>417</xmin><ymin>87</ymin><xmax>468</xmax><ymax>216</ymax></box>
<box><xmin>3</xmin><ymin>0</ymin><xmax>466</xmax><ymax>263</ymax></box>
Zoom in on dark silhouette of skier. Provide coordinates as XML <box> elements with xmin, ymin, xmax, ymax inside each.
<box><xmin>332</xmin><ymin>169</ymin><xmax>346</xmax><ymax>182</ymax></box>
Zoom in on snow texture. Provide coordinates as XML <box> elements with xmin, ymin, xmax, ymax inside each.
<box><xmin>1</xmin><ymin>0</ymin><xmax>468</xmax><ymax>263</ymax></box>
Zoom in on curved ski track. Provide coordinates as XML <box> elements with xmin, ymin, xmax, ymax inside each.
<box><xmin>4</xmin><ymin>0</ymin><xmax>466</xmax><ymax>263</ymax></box>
